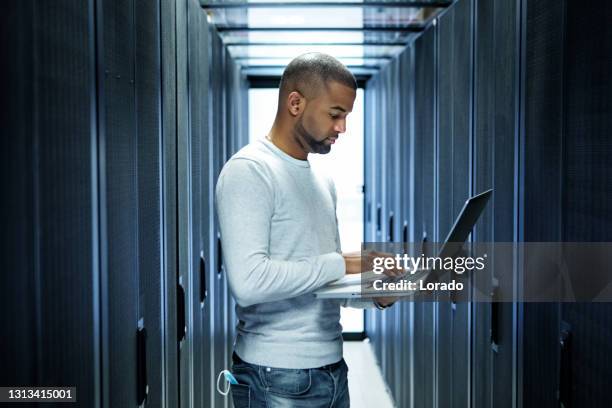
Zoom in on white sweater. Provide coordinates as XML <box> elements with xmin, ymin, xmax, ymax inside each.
<box><xmin>215</xmin><ymin>137</ymin><xmax>373</xmax><ymax>369</ymax></box>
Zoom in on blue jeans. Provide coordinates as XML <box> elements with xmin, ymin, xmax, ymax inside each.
<box><xmin>230</xmin><ymin>352</ymin><xmax>350</xmax><ymax>408</ymax></box>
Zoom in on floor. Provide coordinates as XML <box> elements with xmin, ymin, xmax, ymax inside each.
<box><xmin>344</xmin><ymin>339</ymin><xmax>395</xmax><ymax>408</ymax></box>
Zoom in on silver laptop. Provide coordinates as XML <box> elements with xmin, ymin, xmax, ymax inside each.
<box><xmin>314</xmin><ymin>189</ymin><xmax>493</xmax><ymax>299</ymax></box>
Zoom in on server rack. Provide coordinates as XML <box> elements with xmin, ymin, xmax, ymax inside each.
<box><xmin>2</xmin><ymin>1</ymin><xmax>248</xmax><ymax>407</ymax></box>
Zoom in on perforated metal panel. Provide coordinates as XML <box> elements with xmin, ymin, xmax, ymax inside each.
<box><xmin>160</xmin><ymin>0</ymin><xmax>179</xmax><ymax>405</ymax></box>
<box><xmin>521</xmin><ymin>1</ymin><xmax>566</xmax><ymax>406</ymax></box>
<box><xmin>412</xmin><ymin>26</ymin><xmax>437</xmax><ymax>408</ymax></box>
<box><xmin>558</xmin><ymin>2</ymin><xmax>612</xmax><ymax>406</ymax></box>
<box><xmin>472</xmin><ymin>0</ymin><xmax>520</xmax><ymax>406</ymax></box>
<box><xmin>1</xmin><ymin>1</ymin><xmax>99</xmax><ymax>405</ymax></box>
<box><xmin>134</xmin><ymin>1</ymin><xmax>164</xmax><ymax>406</ymax></box>
<box><xmin>2</xmin><ymin>0</ymin><xmax>40</xmax><ymax>390</ymax></box>
<box><xmin>37</xmin><ymin>1</ymin><xmax>99</xmax><ymax>399</ymax></box>
<box><xmin>100</xmin><ymin>0</ymin><xmax>140</xmax><ymax>405</ymax></box>
<box><xmin>436</xmin><ymin>2</ymin><xmax>473</xmax><ymax>407</ymax></box>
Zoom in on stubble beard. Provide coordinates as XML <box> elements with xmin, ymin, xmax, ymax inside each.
<box><xmin>293</xmin><ymin>116</ymin><xmax>331</xmax><ymax>155</ymax></box>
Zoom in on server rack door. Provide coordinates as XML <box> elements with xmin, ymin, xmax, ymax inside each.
<box><xmin>224</xmin><ymin>61</ymin><xmax>240</xmax><ymax>399</ymax></box>
<box><xmin>412</xmin><ymin>26</ymin><xmax>437</xmax><ymax>408</ymax></box>
<box><xmin>471</xmin><ymin>0</ymin><xmax>496</xmax><ymax>406</ymax></box>
<box><xmin>390</xmin><ymin>55</ymin><xmax>404</xmax><ymax>407</ymax></box>
<box><xmin>557</xmin><ymin>2</ymin><xmax>612</xmax><ymax>406</ymax></box>
<box><xmin>222</xmin><ymin>52</ymin><xmax>246</xmax><ymax>408</ymax></box>
<box><xmin>1</xmin><ymin>2</ymin><xmax>99</xmax><ymax>405</ymax></box>
<box><xmin>211</xmin><ymin>28</ymin><xmax>228</xmax><ymax>408</ymax></box>
<box><xmin>207</xmin><ymin>23</ymin><xmax>220</xmax><ymax>408</ymax></box>
<box><xmin>368</xmin><ymin>76</ymin><xmax>383</xmax><ymax>361</ymax></box>
<box><xmin>176</xmin><ymin>0</ymin><xmax>194</xmax><ymax>406</ymax></box>
<box><xmin>98</xmin><ymin>0</ymin><xmax>142</xmax><ymax>405</ymax></box>
<box><xmin>436</xmin><ymin>8</ymin><xmax>455</xmax><ymax>408</ymax></box>
<box><xmin>381</xmin><ymin>61</ymin><xmax>392</xmax><ymax>388</ymax></box>
<box><xmin>447</xmin><ymin>5</ymin><xmax>472</xmax><ymax>407</ymax></box>
<box><xmin>195</xmin><ymin>7</ymin><xmax>214</xmax><ymax>406</ymax></box>
<box><xmin>441</xmin><ymin>1</ymin><xmax>476</xmax><ymax>408</ymax></box>
<box><xmin>225</xmin><ymin>56</ymin><xmax>249</xmax><ymax>408</ymax></box>
<box><xmin>135</xmin><ymin>0</ymin><xmax>165</xmax><ymax>406</ymax></box>
<box><xmin>472</xmin><ymin>0</ymin><xmax>520</xmax><ymax>406</ymax></box>
<box><xmin>221</xmin><ymin>54</ymin><xmax>237</xmax><ymax>408</ymax></box>
<box><xmin>520</xmin><ymin>1</ymin><xmax>566</xmax><ymax>406</ymax></box>
<box><xmin>436</xmin><ymin>1</ymin><xmax>474</xmax><ymax>406</ymax></box>
<box><xmin>399</xmin><ymin>44</ymin><xmax>417</xmax><ymax>408</ymax></box>
<box><xmin>364</xmin><ymin>81</ymin><xmax>378</xmax><ymax>244</ymax></box>
<box><xmin>186</xmin><ymin>1</ymin><xmax>210</xmax><ymax>407</ymax></box>
<box><xmin>364</xmin><ymin>80</ymin><xmax>379</xmax><ymax>348</ymax></box>
<box><xmin>374</xmin><ymin>74</ymin><xmax>385</xmax><ymax>363</ymax></box>
<box><xmin>160</xmin><ymin>0</ymin><xmax>179</xmax><ymax>405</ymax></box>
<box><xmin>205</xmin><ymin>18</ymin><xmax>218</xmax><ymax>408</ymax></box>
<box><xmin>1</xmin><ymin>0</ymin><xmax>37</xmax><ymax>390</ymax></box>
<box><xmin>390</xmin><ymin>57</ymin><xmax>405</xmax><ymax>405</ymax></box>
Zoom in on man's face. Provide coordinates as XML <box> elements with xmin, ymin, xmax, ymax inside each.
<box><xmin>293</xmin><ymin>81</ymin><xmax>356</xmax><ymax>155</ymax></box>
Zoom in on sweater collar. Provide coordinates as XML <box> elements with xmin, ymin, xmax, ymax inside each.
<box><xmin>261</xmin><ymin>137</ymin><xmax>311</xmax><ymax>168</ymax></box>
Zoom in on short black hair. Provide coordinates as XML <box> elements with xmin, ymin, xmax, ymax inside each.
<box><xmin>279</xmin><ymin>53</ymin><xmax>357</xmax><ymax>100</ymax></box>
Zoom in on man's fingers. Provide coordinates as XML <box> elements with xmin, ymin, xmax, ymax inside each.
<box><xmin>362</xmin><ymin>251</ymin><xmax>408</xmax><ymax>276</ymax></box>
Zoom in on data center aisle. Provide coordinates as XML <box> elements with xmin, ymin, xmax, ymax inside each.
<box><xmin>344</xmin><ymin>341</ymin><xmax>395</xmax><ymax>408</ymax></box>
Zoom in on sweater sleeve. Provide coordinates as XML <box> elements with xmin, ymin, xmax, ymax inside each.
<box><xmin>327</xmin><ymin>178</ymin><xmax>378</xmax><ymax>310</ymax></box>
<box><xmin>215</xmin><ymin>158</ymin><xmax>346</xmax><ymax>308</ymax></box>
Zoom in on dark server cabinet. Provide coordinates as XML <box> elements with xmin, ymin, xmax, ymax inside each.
<box><xmin>134</xmin><ymin>0</ymin><xmax>165</xmax><ymax>406</ymax></box>
<box><xmin>412</xmin><ymin>26</ymin><xmax>437</xmax><ymax>408</ymax></box>
<box><xmin>472</xmin><ymin>0</ymin><xmax>520</xmax><ymax>407</ymax></box>
<box><xmin>160</xmin><ymin>0</ymin><xmax>180</xmax><ymax>405</ymax></box>
<box><xmin>176</xmin><ymin>0</ymin><xmax>193</xmax><ymax>406</ymax></box>
<box><xmin>1</xmin><ymin>2</ymin><xmax>100</xmax><ymax>406</ymax></box>
<box><xmin>206</xmin><ymin>17</ymin><xmax>220</xmax><ymax>408</ymax></box>
<box><xmin>185</xmin><ymin>1</ymin><xmax>212</xmax><ymax>407</ymax></box>
<box><xmin>364</xmin><ymin>79</ymin><xmax>378</xmax><ymax>244</ymax></box>
<box><xmin>364</xmin><ymin>79</ymin><xmax>379</xmax><ymax>357</ymax></box>
<box><xmin>3</xmin><ymin>2</ymin><xmax>249</xmax><ymax>407</ymax></box>
<box><xmin>210</xmin><ymin>26</ymin><xmax>229</xmax><ymax>408</ymax></box>
<box><xmin>367</xmin><ymin>74</ymin><xmax>384</xmax><ymax>366</ymax></box>
<box><xmin>365</xmin><ymin>60</ymin><xmax>404</xmax><ymax>398</ymax></box>
<box><xmin>559</xmin><ymin>1</ymin><xmax>612</xmax><ymax>405</ymax></box>
<box><xmin>436</xmin><ymin>1</ymin><xmax>473</xmax><ymax>407</ymax></box>
<box><xmin>520</xmin><ymin>1</ymin><xmax>566</xmax><ymax>407</ymax></box>
<box><xmin>388</xmin><ymin>52</ymin><xmax>403</xmax><ymax>406</ymax></box>
<box><xmin>391</xmin><ymin>57</ymin><xmax>406</xmax><ymax>406</ymax></box>
<box><xmin>226</xmin><ymin>51</ymin><xmax>249</xmax><ymax>399</ymax></box>
<box><xmin>521</xmin><ymin>1</ymin><xmax>612</xmax><ymax>407</ymax></box>
<box><xmin>189</xmin><ymin>2</ymin><xmax>214</xmax><ymax>407</ymax></box>
<box><xmin>381</xmin><ymin>60</ymin><xmax>392</xmax><ymax>392</ymax></box>
<box><xmin>180</xmin><ymin>1</ymin><xmax>229</xmax><ymax>407</ymax></box>
<box><xmin>368</xmin><ymin>76</ymin><xmax>380</xmax><ymax>365</ymax></box>
<box><xmin>400</xmin><ymin>44</ymin><xmax>417</xmax><ymax>408</ymax></box>
<box><xmin>98</xmin><ymin>0</ymin><xmax>145</xmax><ymax>406</ymax></box>
<box><xmin>374</xmin><ymin>70</ymin><xmax>385</xmax><ymax>371</ymax></box>
<box><xmin>98</xmin><ymin>0</ymin><xmax>169</xmax><ymax>404</ymax></box>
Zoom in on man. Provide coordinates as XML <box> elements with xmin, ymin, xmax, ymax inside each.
<box><xmin>215</xmin><ymin>53</ymin><xmax>397</xmax><ymax>408</ymax></box>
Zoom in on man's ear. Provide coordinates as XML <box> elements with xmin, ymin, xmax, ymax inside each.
<box><xmin>287</xmin><ymin>91</ymin><xmax>304</xmax><ymax>117</ymax></box>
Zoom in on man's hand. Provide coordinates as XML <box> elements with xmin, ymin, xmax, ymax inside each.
<box><xmin>342</xmin><ymin>251</ymin><xmax>365</xmax><ymax>274</ymax></box>
<box><xmin>342</xmin><ymin>251</ymin><xmax>404</xmax><ymax>277</ymax></box>
<box><xmin>342</xmin><ymin>251</ymin><xmax>401</xmax><ymax>308</ymax></box>
<box><xmin>374</xmin><ymin>296</ymin><xmax>397</xmax><ymax>308</ymax></box>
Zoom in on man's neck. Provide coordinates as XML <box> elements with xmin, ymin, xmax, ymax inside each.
<box><xmin>267</xmin><ymin>127</ymin><xmax>308</xmax><ymax>161</ymax></box>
